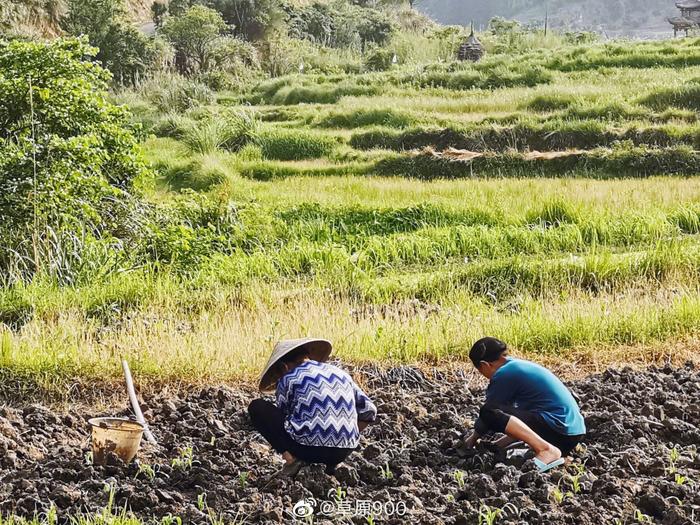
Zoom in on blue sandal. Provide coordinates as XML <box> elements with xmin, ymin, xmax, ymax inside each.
<box><xmin>534</xmin><ymin>457</ymin><xmax>565</xmax><ymax>472</ymax></box>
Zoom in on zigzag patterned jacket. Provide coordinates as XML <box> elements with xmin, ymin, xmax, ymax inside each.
<box><xmin>276</xmin><ymin>360</ymin><xmax>377</xmax><ymax>448</ymax></box>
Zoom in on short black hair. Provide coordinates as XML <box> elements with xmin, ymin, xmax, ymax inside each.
<box><xmin>469</xmin><ymin>337</ymin><xmax>507</xmax><ymax>367</ymax></box>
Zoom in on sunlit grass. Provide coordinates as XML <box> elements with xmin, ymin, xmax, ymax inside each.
<box><xmin>8</xmin><ymin>38</ymin><xmax>700</xmax><ymax>390</ymax></box>
<box><xmin>3</xmin><ymin>280</ymin><xmax>700</xmax><ymax>389</ymax></box>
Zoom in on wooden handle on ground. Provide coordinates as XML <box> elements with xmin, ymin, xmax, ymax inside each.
<box><xmin>122</xmin><ymin>359</ymin><xmax>158</xmax><ymax>445</ymax></box>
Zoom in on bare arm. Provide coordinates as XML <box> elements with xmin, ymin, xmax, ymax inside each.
<box><xmin>353</xmin><ymin>382</ymin><xmax>377</xmax><ymax>430</ymax></box>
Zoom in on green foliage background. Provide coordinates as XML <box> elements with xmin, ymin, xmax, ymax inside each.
<box><xmin>0</xmin><ymin>38</ymin><xmax>149</xmax><ymax>282</ymax></box>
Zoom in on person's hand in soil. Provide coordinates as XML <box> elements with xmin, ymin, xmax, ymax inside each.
<box><xmin>463</xmin><ymin>431</ymin><xmax>479</xmax><ymax>448</ymax></box>
<box><xmin>358</xmin><ymin>420</ymin><xmax>370</xmax><ymax>432</ymax></box>
<box><xmin>282</xmin><ymin>451</ymin><xmax>297</xmax><ymax>465</ymax></box>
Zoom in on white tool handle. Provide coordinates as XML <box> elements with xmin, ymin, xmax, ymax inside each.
<box><xmin>122</xmin><ymin>359</ymin><xmax>157</xmax><ymax>445</ymax></box>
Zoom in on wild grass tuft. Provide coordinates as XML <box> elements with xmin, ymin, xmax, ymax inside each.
<box><xmin>181</xmin><ymin>110</ymin><xmax>260</xmax><ymax>155</ymax></box>
<box><xmin>255</xmin><ymin>128</ymin><xmax>338</xmax><ymax>161</ymax></box>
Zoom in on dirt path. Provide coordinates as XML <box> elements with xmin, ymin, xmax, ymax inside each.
<box><xmin>1</xmin><ymin>364</ymin><xmax>699</xmax><ymax>524</ymax></box>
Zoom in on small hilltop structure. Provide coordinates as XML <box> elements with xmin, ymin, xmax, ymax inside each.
<box><xmin>669</xmin><ymin>1</ymin><xmax>700</xmax><ymax>36</ymax></box>
<box><xmin>457</xmin><ymin>23</ymin><xmax>485</xmax><ymax>62</ymax></box>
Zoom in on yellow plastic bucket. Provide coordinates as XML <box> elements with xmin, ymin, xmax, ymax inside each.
<box><xmin>88</xmin><ymin>417</ymin><xmax>144</xmax><ymax>465</ymax></box>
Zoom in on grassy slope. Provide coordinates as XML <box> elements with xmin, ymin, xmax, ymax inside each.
<box><xmin>4</xmin><ymin>37</ymin><xmax>700</xmax><ymax>389</ymax></box>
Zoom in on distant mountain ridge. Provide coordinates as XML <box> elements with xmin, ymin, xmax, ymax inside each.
<box><xmin>417</xmin><ymin>0</ymin><xmax>677</xmax><ymax>37</ymax></box>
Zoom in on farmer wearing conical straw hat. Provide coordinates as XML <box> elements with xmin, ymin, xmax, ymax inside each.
<box><xmin>464</xmin><ymin>337</ymin><xmax>586</xmax><ymax>472</ymax></box>
<box><xmin>248</xmin><ymin>337</ymin><xmax>377</xmax><ymax>476</ymax></box>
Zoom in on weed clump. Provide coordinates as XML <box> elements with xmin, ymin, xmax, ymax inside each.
<box><xmin>181</xmin><ymin>110</ymin><xmax>259</xmax><ymax>155</ymax></box>
<box><xmin>641</xmin><ymin>85</ymin><xmax>700</xmax><ymax>112</ymax></box>
<box><xmin>525</xmin><ymin>94</ymin><xmax>576</xmax><ymax>112</ymax></box>
<box><xmin>373</xmin><ymin>143</ymin><xmax>700</xmax><ymax>180</ymax></box>
<box><xmin>315</xmin><ymin>108</ymin><xmax>416</xmax><ymax>129</ymax></box>
<box><xmin>526</xmin><ymin>199</ymin><xmax>581</xmax><ymax>227</ymax></box>
<box><xmin>255</xmin><ymin>129</ymin><xmax>338</xmax><ymax>160</ymax></box>
<box><xmin>270</xmin><ymin>83</ymin><xmax>380</xmax><ymax>105</ymax></box>
<box><xmin>141</xmin><ymin>74</ymin><xmax>215</xmax><ymax>112</ymax></box>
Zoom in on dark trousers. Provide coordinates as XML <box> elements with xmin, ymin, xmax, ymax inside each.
<box><xmin>248</xmin><ymin>399</ymin><xmax>354</xmax><ymax>474</ymax></box>
<box><xmin>475</xmin><ymin>401</ymin><xmax>584</xmax><ymax>456</ymax></box>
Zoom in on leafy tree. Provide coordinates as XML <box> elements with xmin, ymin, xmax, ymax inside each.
<box><xmin>356</xmin><ymin>7</ymin><xmax>394</xmax><ymax>49</ymax></box>
<box><xmin>0</xmin><ymin>38</ymin><xmax>149</xmax><ymax>280</ymax></box>
<box><xmin>363</xmin><ymin>46</ymin><xmax>395</xmax><ymax>70</ymax></box>
<box><xmin>61</xmin><ymin>0</ymin><xmax>124</xmax><ymax>36</ymax></box>
<box><xmin>162</xmin><ymin>5</ymin><xmax>228</xmax><ymax>74</ymax></box>
<box><xmin>211</xmin><ymin>36</ymin><xmax>260</xmax><ymax>70</ymax></box>
<box><xmin>61</xmin><ymin>0</ymin><xmax>159</xmax><ymax>85</ymax></box>
<box><xmin>286</xmin><ymin>1</ymin><xmax>394</xmax><ymax>50</ymax></box>
<box><xmin>99</xmin><ymin>22</ymin><xmax>159</xmax><ymax>85</ymax></box>
<box><xmin>489</xmin><ymin>16</ymin><xmax>522</xmax><ymax>36</ymax></box>
<box><xmin>167</xmin><ymin>0</ymin><xmax>206</xmax><ymax>16</ymax></box>
<box><xmin>209</xmin><ymin>0</ymin><xmax>284</xmax><ymax>41</ymax></box>
<box><xmin>287</xmin><ymin>2</ymin><xmax>336</xmax><ymax>46</ymax></box>
<box><xmin>428</xmin><ymin>25</ymin><xmax>463</xmax><ymax>61</ymax></box>
<box><xmin>152</xmin><ymin>1</ymin><xmax>168</xmax><ymax>27</ymax></box>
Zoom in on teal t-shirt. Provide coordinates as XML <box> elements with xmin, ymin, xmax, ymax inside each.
<box><xmin>486</xmin><ymin>358</ymin><xmax>586</xmax><ymax>436</ymax></box>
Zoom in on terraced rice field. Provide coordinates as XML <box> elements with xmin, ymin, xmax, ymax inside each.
<box><xmin>1</xmin><ymin>38</ymin><xmax>699</xmax><ymax>388</ymax></box>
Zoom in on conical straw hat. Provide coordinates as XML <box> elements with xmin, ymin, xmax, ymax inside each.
<box><xmin>258</xmin><ymin>337</ymin><xmax>332</xmax><ymax>391</ymax></box>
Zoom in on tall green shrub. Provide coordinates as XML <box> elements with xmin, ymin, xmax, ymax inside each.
<box><xmin>0</xmin><ymin>38</ymin><xmax>150</xmax><ymax>281</ymax></box>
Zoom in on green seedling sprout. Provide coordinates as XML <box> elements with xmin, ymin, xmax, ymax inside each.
<box><xmin>238</xmin><ymin>471</ymin><xmax>250</xmax><ymax>488</ymax></box>
<box><xmin>102</xmin><ymin>482</ymin><xmax>116</xmax><ymax>515</ymax></box>
<box><xmin>550</xmin><ymin>487</ymin><xmax>569</xmax><ymax>505</ymax></box>
<box><xmin>207</xmin><ymin>508</ymin><xmax>225</xmax><ymax>525</ymax></box>
<box><xmin>46</xmin><ymin>505</ymin><xmax>57</xmax><ymax>525</ymax></box>
<box><xmin>380</xmin><ymin>462</ymin><xmax>393</xmax><ymax>480</ymax></box>
<box><xmin>161</xmin><ymin>514</ymin><xmax>183</xmax><ymax>525</ymax></box>
<box><xmin>332</xmin><ymin>486</ymin><xmax>347</xmax><ymax>503</ymax></box>
<box><xmin>136</xmin><ymin>462</ymin><xmax>156</xmax><ymax>481</ymax></box>
<box><xmin>551</xmin><ymin>464</ymin><xmax>585</xmax><ymax>504</ymax></box>
<box><xmin>634</xmin><ymin>509</ymin><xmax>653</xmax><ymax>524</ymax></box>
<box><xmin>197</xmin><ymin>493</ymin><xmax>207</xmax><ymax>512</ymax></box>
<box><xmin>172</xmin><ymin>446</ymin><xmax>194</xmax><ymax>471</ymax></box>
<box><xmin>675</xmin><ymin>473</ymin><xmax>689</xmax><ymax>485</ymax></box>
<box><xmin>566</xmin><ymin>469</ymin><xmax>584</xmax><ymax>495</ymax></box>
<box><xmin>453</xmin><ymin>469</ymin><xmax>465</xmax><ymax>489</ymax></box>
<box><xmin>366</xmin><ymin>515</ymin><xmax>376</xmax><ymax>525</ymax></box>
<box><xmin>477</xmin><ymin>503</ymin><xmax>517</xmax><ymax>524</ymax></box>
<box><xmin>84</xmin><ymin>451</ymin><xmax>93</xmax><ymax>465</ymax></box>
<box><xmin>666</xmin><ymin>496</ymin><xmax>683</xmax><ymax>507</ymax></box>
<box><xmin>478</xmin><ymin>504</ymin><xmax>502</xmax><ymax>525</ymax></box>
<box><xmin>667</xmin><ymin>445</ymin><xmax>680</xmax><ymax>475</ymax></box>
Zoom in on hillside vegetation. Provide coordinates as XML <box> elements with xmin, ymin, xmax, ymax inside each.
<box><xmin>3</xmin><ymin>15</ymin><xmax>700</xmax><ymax>385</ymax></box>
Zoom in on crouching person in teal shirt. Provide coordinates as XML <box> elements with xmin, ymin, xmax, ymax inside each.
<box><xmin>464</xmin><ymin>337</ymin><xmax>586</xmax><ymax>472</ymax></box>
